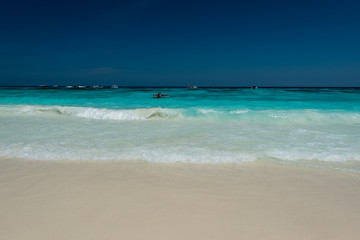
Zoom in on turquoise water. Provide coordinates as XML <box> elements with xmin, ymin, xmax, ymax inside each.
<box><xmin>1</xmin><ymin>87</ymin><xmax>360</xmax><ymax>169</ymax></box>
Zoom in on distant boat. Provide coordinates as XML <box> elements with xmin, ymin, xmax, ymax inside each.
<box><xmin>77</xmin><ymin>85</ymin><xmax>86</xmax><ymax>89</ymax></box>
<box><xmin>111</xmin><ymin>85</ymin><xmax>119</xmax><ymax>88</ymax></box>
<box><xmin>251</xmin><ymin>85</ymin><xmax>258</xmax><ymax>89</ymax></box>
<box><xmin>91</xmin><ymin>85</ymin><xmax>103</xmax><ymax>89</ymax></box>
<box><xmin>39</xmin><ymin>85</ymin><xmax>53</xmax><ymax>89</ymax></box>
<box><xmin>65</xmin><ymin>85</ymin><xmax>74</xmax><ymax>89</ymax></box>
<box><xmin>153</xmin><ymin>93</ymin><xmax>170</xmax><ymax>99</ymax></box>
<box><xmin>187</xmin><ymin>85</ymin><xmax>198</xmax><ymax>89</ymax></box>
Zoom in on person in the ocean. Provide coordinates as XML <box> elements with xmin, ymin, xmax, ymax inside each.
<box><xmin>157</xmin><ymin>92</ymin><xmax>161</xmax><ymax>98</ymax></box>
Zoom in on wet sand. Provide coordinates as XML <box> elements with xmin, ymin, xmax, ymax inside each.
<box><xmin>1</xmin><ymin>158</ymin><xmax>360</xmax><ymax>240</ymax></box>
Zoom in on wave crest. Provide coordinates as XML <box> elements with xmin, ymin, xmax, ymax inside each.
<box><xmin>0</xmin><ymin>105</ymin><xmax>182</xmax><ymax>120</ymax></box>
<box><xmin>1</xmin><ymin>105</ymin><xmax>360</xmax><ymax>124</ymax></box>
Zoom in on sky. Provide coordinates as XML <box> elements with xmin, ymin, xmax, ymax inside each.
<box><xmin>0</xmin><ymin>0</ymin><xmax>359</xmax><ymax>87</ymax></box>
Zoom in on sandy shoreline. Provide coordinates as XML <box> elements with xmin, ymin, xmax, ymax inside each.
<box><xmin>1</xmin><ymin>158</ymin><xmax>360</xmax><ymax>240</ymax></box>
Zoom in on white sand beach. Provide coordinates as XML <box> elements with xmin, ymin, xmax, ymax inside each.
<box><xmin>1</xmin><ymin>158</ymin><xmax>360</xmax><ymax>240</ymax></box>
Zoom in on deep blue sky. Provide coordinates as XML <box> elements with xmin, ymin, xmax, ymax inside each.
<box><xmin>0</xmin><ymin>0</ymin><xmax>359</xmax><ymax>86</ymax></box>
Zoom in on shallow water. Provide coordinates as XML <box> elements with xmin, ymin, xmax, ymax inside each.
<box><xmin>1</xmin><ymin>87</ymin><xmax>360</xmax><ymax>170</ymax></box>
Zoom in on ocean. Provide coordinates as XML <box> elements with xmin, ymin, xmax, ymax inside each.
<box><xmin>1</xmin><ymin>87</ymin><xmax>360</xmax><ymax>171</ymax></box>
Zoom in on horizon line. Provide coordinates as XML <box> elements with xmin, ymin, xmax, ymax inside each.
<box><xmin>1</xmin><ymin>85</ymin><xmax>360</xmax><ymax>88</ymax></box>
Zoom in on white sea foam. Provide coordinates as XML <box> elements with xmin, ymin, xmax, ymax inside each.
<box><xmin>0</xmin><ymin>105</ymin><xmax>183</xmax><ymax>120</ymax></box>
<box><xmin>1</xmin><ymin>104</ymin><xmax>360</xmax><ymax>166</ymax></box>
<box><xmin>197</xmin><ymin>108</ymin><xmax>220</xmax><ymax>114</ymax></box>
<box><xmin>1</xmin><ymin>105</ymin><xmax>360</xmax><ymax>125</ymax></box>
<box><xmin>229</xmin><ymin>109</ymin><xmax>249</xmax><ymax>114</ymax></box>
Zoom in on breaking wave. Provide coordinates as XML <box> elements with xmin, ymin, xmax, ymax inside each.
<box><xmin>1</xmin><ymin>105</ymin><xmax>359</xmax><ymax>125</ymax></box>
<box><xmin>1</xmin><ymin>104</ymin><xmax>360</xmax><ymax>167</ymax></box>
<box><xmin>0</xmin><ymin>105</ymin><xmax>183</xmax><ymax>120</ymax></box>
